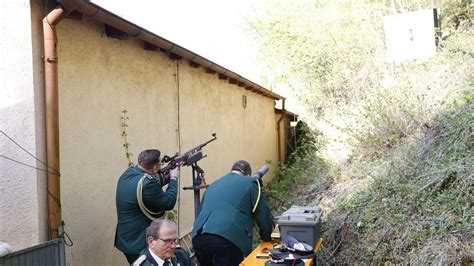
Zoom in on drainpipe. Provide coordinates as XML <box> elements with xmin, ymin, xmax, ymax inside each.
<box><xmin>276</xmin><ymin>100</ymin><xmax>286</xmax><ymax>163</ymax></box>
<box><xmin>43</xmin><ymin>5</ymin><xmax>65</xmax><ymax>240</ymax></box>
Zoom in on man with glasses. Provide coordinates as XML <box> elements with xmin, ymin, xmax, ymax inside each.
<box><xmin>132</xmin><ymin>219</ymin><xmax>191</xmax><ymax>266</ymax></box>
<box><xmin>115</xmin><ymin>149</ymin><xmax>181</xmax><ymax>264</ymax></box>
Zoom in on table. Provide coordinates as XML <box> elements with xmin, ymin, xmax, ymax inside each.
<box><xmin>239</xmin><ymin>238</ymin><xmax>323</xmax><ymax>266</ymax></box>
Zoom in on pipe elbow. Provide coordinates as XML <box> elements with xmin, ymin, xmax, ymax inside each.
<box><xmin>43</xmin><ymin>6</ymin><xmax>65</xmax><ymax>26</ymax></box>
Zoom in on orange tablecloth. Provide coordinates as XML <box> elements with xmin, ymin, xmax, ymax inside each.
<box><xmin>239</xmin><ymin>238</ymin><xmax>322</xmax><ymax>266</ymax></box>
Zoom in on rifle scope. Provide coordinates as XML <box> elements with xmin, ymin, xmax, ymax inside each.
<box><xmin>252</xmin><ymin>165</ymin><xmax>269</xmax><ymax>180</ymax></box>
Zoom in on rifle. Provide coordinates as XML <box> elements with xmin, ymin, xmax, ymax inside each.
<box><xmin>158</xmin><ymin>133</ymin><xmax>217</xmax><ymax>185</ymax></box>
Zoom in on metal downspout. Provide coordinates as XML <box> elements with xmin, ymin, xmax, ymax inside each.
<box><xmin>43</xmin><ymin>6</ymin><xmax>64</xmax><ymax>240</ymax></box>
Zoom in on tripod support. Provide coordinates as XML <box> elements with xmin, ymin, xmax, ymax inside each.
<box><xmin>182</xmin><ymin>162</ymin><xmax>208</xmax><ymax>218</ymax></box>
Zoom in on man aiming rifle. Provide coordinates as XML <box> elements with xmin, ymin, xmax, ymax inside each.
<box><xmin>114</xmin><ymin>134</ymin><xmax>216</xmax><ymax>264</ymax></box>
<box><xmin>115</xmin><ymin>149</ymin><xmax>180</xmax><ymax>264</ymax></box>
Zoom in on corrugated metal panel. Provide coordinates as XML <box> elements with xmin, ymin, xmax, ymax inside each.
<box><xmin>0</xmin><ymin>239</ymin><xmax>65</xmax><ymax>266</ymax></box>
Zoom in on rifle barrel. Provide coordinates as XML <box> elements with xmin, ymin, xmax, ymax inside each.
<box><xmin>159</xmin><ymin>133</ymin><xmax>217</xmax><ymax>174</ymax></box>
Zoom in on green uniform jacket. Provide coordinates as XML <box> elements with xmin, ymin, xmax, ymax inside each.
<box><xmin>134</xmin><ymin>247</ymin><xmax>192</xmax><ymax>266</ymax></box>
<box><xmin>192</xmin><ymin>172</ymin><xmax>273</xmax><ymax>255</ymax></box>
<box><xmin>115</xmin><ymin>166</ymin><xmax>178</xmax><ymax>254</ymax></box>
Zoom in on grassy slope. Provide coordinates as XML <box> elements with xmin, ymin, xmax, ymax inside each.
<box><xmin>264</xmin><ymin>14</ymin><xmax>473</xmax><ymax>266</ymax></box>
<box><xmin>331</xmin><ymin>98</ymin><xmax>473</xmax><ymax>264</ymax></box>
<box><xmin>250</xmin><ymin>0</ymin><xmax>474</xmax><ymax>263</ymax></box>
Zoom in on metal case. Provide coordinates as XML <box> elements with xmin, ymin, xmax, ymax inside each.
<box><xmin>278</xmin><ymin>205</ymin><xmax>323</xmax><ymax>247</ymax></box>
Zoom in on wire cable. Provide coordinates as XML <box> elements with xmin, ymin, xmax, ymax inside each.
<box><xmin>0</xmin><ymin>130</ymin><xmax>60</xmax><ymax>176</ymax></box>
<box><xmin>175</xmin><ymin>60</ymin><xmax>181</xmax><ymax>235</ymax></box>
<box><xmin>0</xmin><ymin>155</ymin><xmax>60</xmax><ymax>176</ymax></box>
<box><xmin>1</xmin><ymin>130</ymin><xmax>69</xmax><ymax>241</ymax></box>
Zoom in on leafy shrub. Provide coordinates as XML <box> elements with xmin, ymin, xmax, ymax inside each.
<box><xmin>264</xmin><ymin>121</ymin><xmax>331</xmax><ymax>213</ymax></box>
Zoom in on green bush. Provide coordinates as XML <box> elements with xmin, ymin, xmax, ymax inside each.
<box><xmin>264</xmin><ymin>121</ymin><xmax>331</xmax><ymax>213</ymax></box>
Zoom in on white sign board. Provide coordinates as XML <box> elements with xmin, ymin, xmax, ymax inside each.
<box><xmin>384</xmin><ymin>9</ymin><xmax>436</xmax><ymax>62</ymax></box>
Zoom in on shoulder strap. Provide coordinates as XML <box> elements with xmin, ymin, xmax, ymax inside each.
<box><xmin>137</xmin><ymin>174</ymin><xmax>165</xmax><ymax>220</ymax></box>
<box><xmin>252</xmin><ymin>179</ymin><xmax>262</xmax><ymax>213</ymax></box>
<box><xmin>132</xmin><ymin>254</ymin><xmax>147</xmax><ymax>266</ymax></box>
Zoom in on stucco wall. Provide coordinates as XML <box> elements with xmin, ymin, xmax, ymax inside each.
<box><xmin>0</xmin><ymin>0</ymin><xmax>48</xmax><ymax>251</ymax></box>
<box><xmin>278</xmin><ymin>115</ymin><xmax>295</xmax><ymax>163</ymax></box>
<box><xmin>177</xmin><ymin>65</ymin><xmax>279</xmax><ymax>233</ymax></box>
<box><xmin>56</xmin><ymin>17</ymin><xmax>278</xmax><ymax>265</ymax></box>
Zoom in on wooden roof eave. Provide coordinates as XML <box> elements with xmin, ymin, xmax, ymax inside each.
<box><xmin>57</xmin><ymin>0</ymin><xmax>285</xmax><ymax>101</ymax></box>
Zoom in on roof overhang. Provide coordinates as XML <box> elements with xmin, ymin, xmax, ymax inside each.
<box><xmin>56</xmin><ymin>0</ymin><xmax>285</xmax><ymax>101</ymax></box>
<box><xmin>275</xmin><ymin>108</ymin><xmax>298</xmax><ymax>122</ymax></box>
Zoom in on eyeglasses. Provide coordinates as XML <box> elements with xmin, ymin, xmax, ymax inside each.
<box><xmin>157</xmin><ymin>238</ymin><xmax>179</xmax><ymax>245</ymax></box>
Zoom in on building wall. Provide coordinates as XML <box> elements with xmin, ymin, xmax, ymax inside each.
<box><xmin>56</xmin><ymin>17</ymin><xmax>278</xmax><ymax>265</ymax></box>
<box><xmin>276</xmin><ymin>113</ymin><xmax>298</xmax><ymax>164</ymax></box>
<box><xmin>275</xmin><ymin>113</ymin><xmax>286</xmax><ymax>165</ymax></box>
<box><xmin>0</xmin><ymin>0</ymin><xmax>48</xmax><ymax>251</ymax></box>
<box><xmin>177</xmin><ymin>65</ymin><xmax>278</xmax><ymax>232</ymax></box>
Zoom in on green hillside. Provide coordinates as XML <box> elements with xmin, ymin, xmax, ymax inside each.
<box><xmin>250</xmin><ymin>0</ymin><xmax>473</xmax><ymax>264</ymax></box>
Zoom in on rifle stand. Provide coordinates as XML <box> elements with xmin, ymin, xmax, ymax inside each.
<box><xmin>183</xmin><ymin>162</ymin><xmax>208</xmax><ymax>218</ymax></box>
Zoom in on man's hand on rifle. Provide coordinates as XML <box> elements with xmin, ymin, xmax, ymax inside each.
<box><xmin>170</xmin><ymin>161</ymin><xmax>180</xmax><ymax>181</ymax></box>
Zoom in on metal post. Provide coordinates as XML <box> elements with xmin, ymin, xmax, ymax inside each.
<box><xmin>58</xmin><ymin>225</ymin><xmax>65</xmax><ymax>266</ymax></box>
<box><xmin>192</xmin><ymin>165</ymin><xmax>200</xmax><ymax>218</ymax></box>
<box><xmin>183</xmin><ymin>163</ymin><xmax>208</xmax><ymax>218</ymax></box>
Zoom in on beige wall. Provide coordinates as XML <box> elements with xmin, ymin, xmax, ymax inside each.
<box><xmin>178</xmin><ymin>65</ymin><xmax>279</xmax><ymax>232</ymax></box>
<box><xmin>56</xmin><ymin>17</ymin><xmax>278</xmax><ymax>265</ymax></box>
<box><xmin>276</xmin><ymin>113</ymin><xmax>286</xmax><ymax>163</ymax></box>
<box><xmin>277</xmin><ymin>115</ymin><xmax>296</xmax><ymax>164</ymax></box>
<box><xmin>0</xmin><ymin>0</ymin><xmax>48</xmax><ymax>251</ymax></box>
